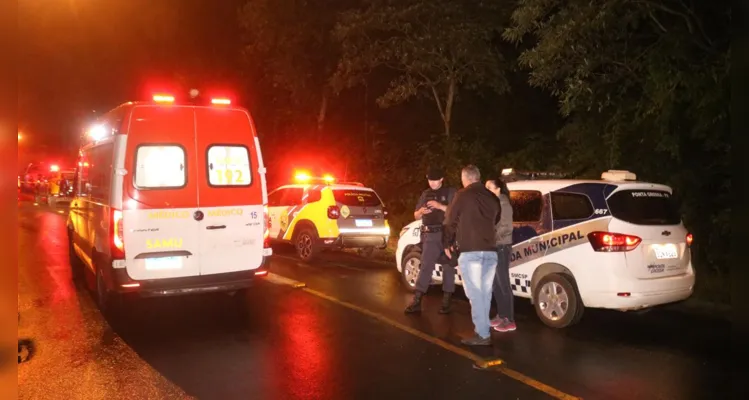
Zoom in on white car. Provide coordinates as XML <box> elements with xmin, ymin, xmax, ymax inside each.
<box><xmin>395</xmin><ymin>170</ymin><xmax>695</xmax><ymax>328</ymax></box>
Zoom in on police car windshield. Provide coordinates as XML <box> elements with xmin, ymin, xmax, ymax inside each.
<box><xmin>333</xmin><ymin>189</ymin><xmax>382</xmax><ymax>207</ymax></box>
<box><xmin>607</xmin><ymin>190</ymin><xmax>681</xmax><ymax>225</ymax></box>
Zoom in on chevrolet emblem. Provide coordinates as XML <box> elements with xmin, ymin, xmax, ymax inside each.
<box><xmin>661</xmin><ymin>230</ymin><xmax>671</xmax><ymax>236</ymax></box>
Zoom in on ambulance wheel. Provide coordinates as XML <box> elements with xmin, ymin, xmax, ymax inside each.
<box><xmin>67</xmin><ymin>233</ymin><xmax>84</xmax><ymax>282</ymax></box>
<box><xmin>401</xmin><ymin>250</ymin><xmax>422</xmax><ymax>292</ymax></box>
<box><xmin>533</xmin><ymin>273</ymin><xmax>582</xmax><ymax>329</ymax></box>
<box><xmin>295</xmin><ymin>228</ymin><xmax>319</xmax><ymax>262</ymax></box>
<box><xmin>96</xmin><ymin>266</ymin><xmax>121</xmax><ymax>317</ymax></box>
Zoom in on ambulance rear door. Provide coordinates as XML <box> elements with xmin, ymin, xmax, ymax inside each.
<box><xmin>194</xmin><ymin>106</ymin><xmax>265</xmax><ymax>275</ymax></box>
<box><xmin>122</xmin><ymin>105</ymin><xmax>202</xmax><ymax>280</ymax></box>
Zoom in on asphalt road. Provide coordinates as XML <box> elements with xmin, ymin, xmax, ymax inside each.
<box><xmin>17</xmin><ymin>201</ymin><xmax>731</xmax><ymax>400</ymax></box>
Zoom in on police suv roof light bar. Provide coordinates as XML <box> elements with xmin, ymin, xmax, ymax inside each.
<box><xmin>501</xmin><ymin>168</ymin><xmax>568</xmax><ymax>181</ymax></box>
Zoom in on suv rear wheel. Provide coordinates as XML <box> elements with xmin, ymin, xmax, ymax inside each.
<box><xmin>533</xmin><ymin>273</ymin><xmax>583</xmax><ymax>328</ymax></box>
<box><xmin>295</xmin><ymin>228</ymin><xmax>319</xmax><ymax>262</ymax></box>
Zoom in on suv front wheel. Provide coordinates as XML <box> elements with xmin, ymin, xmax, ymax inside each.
<box><xmin>400</xmin><ymin>250</ymin><xmax>422</xmax><ymax>292</ymax></box>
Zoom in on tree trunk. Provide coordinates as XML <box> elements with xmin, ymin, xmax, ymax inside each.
<box><xmin>431</xmin><ymin>78</ymin><xmax>457</xmax><ymax>137</ymax></box>
<box><xmin>443</xmin><ymin>77</ymin><xmax>456</xmax><ymax>137</ymax></box>
<box><xmin>317</xmin><ymin>91</ymin><xmax>328</xmax><ymax>140</ymax></box>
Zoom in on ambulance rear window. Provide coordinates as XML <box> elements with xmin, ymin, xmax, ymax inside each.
<box><xmin>333</xmin><ymin>189</ymin><xmax>382</xmax><ymax>207</ymax></box>
<box><xmin>207</xmin><ymin>145</ymin><xmax>252</xmax><ymax>187</ymax></box>
<box><xmin>134</xmin><ymin>145</ymin><xmax>186</xmax><ymax>189</ymax></box>
<box><xmin>607</xmin><ymin>190</ymin><xmax>681</xmax><ymax>225</ymax></box>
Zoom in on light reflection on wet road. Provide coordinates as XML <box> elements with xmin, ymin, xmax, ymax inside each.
<box><xmin>17</xmin><ymin>201</ymin><xmax>731</xmax><ymax>400</ymax></box>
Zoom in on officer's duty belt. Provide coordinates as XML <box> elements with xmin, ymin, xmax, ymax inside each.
<box><xmin>421</xmin><ymin>225</ymin><xmax>443</xmax><ymax>233</ymax></box>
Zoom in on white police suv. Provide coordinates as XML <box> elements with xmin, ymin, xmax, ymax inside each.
<box><xmin>395</xmin><ymin>170</ymin><xmax>695</xmax><ymax>328</ymax></box>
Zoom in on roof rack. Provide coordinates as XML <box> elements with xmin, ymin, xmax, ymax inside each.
<box><xmin>336</xmin><ymin>181</ymin><xmax>365</xmax><ymax>187</ymax></box>
<box><xmin>500</xmin><ymin>168</ymin><xmax>568</xmax><ymax>181</ymax></box>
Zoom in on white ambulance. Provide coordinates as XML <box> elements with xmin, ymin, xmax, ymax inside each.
<box><xmin>67</xmin><ymin>93</ymin><xmax>271</xmax><ymax>313</ymax></box>
<box><xmin>395</xmin><ymin>170</ymin><xmax>695</xmax><ymax>328</ymax></box>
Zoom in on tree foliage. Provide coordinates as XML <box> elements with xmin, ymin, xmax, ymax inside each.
<box><xmin>505</xmin><ymin>0</ymin><xmax>731</xmax><ymax>279</ymax></box>
<box><xmin>332</xmin><ymin>0</ymin><xmax>509</xmax><ymax>136</ymax></box>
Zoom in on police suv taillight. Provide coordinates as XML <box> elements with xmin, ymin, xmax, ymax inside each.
<box><xmin>263</xmin><ymin>206</ymin><xmax>271</xmax><ymax>248</ymax></box>
<box><xmin>587</xmin><ymin>231</ymin><xmax>641</xmax><ymax>252</ymax></box>
<box><xmin>328</xmin><ymin>206</ymin><xmax>340</xmax><ymax>219</ymax></box>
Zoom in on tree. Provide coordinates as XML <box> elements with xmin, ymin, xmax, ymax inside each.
<box><xmin>504</xmin><ymin>0</ymin><xmax>730</xmax><ymax>280</ymax></box>
<box><xmin>238</xmin><ymin>0</ymin><xmax>359</xmax><ymax>138</ymax></box>
<box><xmin>332</xmin><ymin>0</ymin><xmax>509</xmax><ymax>137</ymax></box>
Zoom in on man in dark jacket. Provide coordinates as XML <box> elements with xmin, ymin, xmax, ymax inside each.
<box><xmin>443</xmin><ymin>165</ymin><xmax>500</xmax><ymax>345</ymax></box>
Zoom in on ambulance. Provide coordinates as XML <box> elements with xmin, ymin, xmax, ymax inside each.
<box><xmin>395</xmin><ymin>169</ymin><xmax>695</xmax><ymax>328</ymax></box>
<box><xmin>67</xmin><ymin>93</ymin><xmax>271</xmax><ymax>313</ymax></box>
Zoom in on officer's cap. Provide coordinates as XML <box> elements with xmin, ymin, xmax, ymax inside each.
<box><xmin>426</xmin><ymin>166</ymin><xmax>444</xmax><ymax>180</ymax></box>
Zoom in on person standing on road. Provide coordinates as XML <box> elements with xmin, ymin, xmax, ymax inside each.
<box><xmin>486</xmin><ymin>178</ymin><xmax>516</xmax><ymax>332</ymax></box>
<box><xmin>404</xmin><ymin>166</ymin><xmax>458</xmax><ymax>314</ymax></box>
<box><xmin>443</xmin><ymin>165</ymin><xmax>500</xmax><ymax>346</ymax></box>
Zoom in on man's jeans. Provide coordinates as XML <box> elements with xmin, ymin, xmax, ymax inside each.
<box><xmin>458</xmin><ymin>251</ymin><xmax>498</xmax><ymax>338</ymax></box>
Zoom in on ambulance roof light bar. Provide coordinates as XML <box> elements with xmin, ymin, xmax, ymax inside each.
<box><xmin>153</xmin><ymin>94</ymin><xmax>175</xmax><ymax>103</ymax></box>
<box><xmin>211</xmin><ymin>98</ymin><xmax>231</xmax><ymax>105</ymax></box>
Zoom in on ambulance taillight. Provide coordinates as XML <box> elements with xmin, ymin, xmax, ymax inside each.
<box><xmin>111</xmin><ymin>210</ymin><xmax>125</xmax><ymax>258</ymax></box>
<box><xmin>327</xmin><ymin>205</ymin><xmax>340</xmax><ymax>219</ymax></box>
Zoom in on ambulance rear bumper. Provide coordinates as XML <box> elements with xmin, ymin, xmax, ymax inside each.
<box><xmin>113</xmin><ymin>256</ymin><xmax>271</xmax><ymax>297</ymax></box>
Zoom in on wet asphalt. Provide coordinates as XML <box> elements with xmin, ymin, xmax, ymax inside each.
<box><xmin>17</xmin><ymin>200</ymin><xmax>731</xmax><ymax>400</ymax></box>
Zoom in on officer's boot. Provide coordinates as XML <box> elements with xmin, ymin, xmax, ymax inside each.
<box><xmin>439</xmin><ymin>291</ymin><xmax>453</xmax><ymax>314</ymax></box>
<box><xmin>404</xmin><ymin>291</ymin><xmax>424</xmax><ymax>314</ymax></box>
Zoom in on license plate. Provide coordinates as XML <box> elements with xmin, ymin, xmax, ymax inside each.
<box><xmin>355</xmin><ymin>219</ymin><xmax>373</xmax><ymax>227</ymax></box>
<box><xmin>653</xmin><ymin>244</ymin><xmax>678</xmax><ymax>259</ymax></box>
<box><xmin>145</xmin><ymin>257</ymin><xmax>183</xmax><ymax>270</ymax></box>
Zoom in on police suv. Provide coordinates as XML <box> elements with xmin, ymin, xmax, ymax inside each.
<box><xmin>395</xmin><ymin>169</ymin><xmax>695</xmax><ymax>328</ymax></box>
<box><xmin>267</xmin><ymin>173</ymin><xmax>390</xmax><ymax>261</ymax></box>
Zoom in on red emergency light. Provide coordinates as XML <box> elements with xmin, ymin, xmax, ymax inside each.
<box><xmin>211</xmin><ymin>98</ymin><xmax>231</xmax><ymax>105</ymax></box>
<box><xmin>153</xmin><ymin>94</ymin><xmax>175</xmax><ymax>103</ymax></box>
<box><xmin>49</xmin><ymin>165</ymin><xmax>60</xmax><ymax>172</ymax></box>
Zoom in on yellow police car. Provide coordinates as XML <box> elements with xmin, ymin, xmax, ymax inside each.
<box><xmin>267</xmin><ymin>172</ymin><xmax>390</xmax><ymax>261</ymax></box>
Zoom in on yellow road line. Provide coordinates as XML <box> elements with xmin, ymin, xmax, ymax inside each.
<box><xmin>265</xmin><ymin>273</ymin><xmax>581</xmax><ymax>400</ymax></box>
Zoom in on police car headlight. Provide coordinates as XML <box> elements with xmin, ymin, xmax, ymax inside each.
<box><xmin>399</xmin><ymin>227</ymin><xmax>409</xmax><ymax>238</ymax></box>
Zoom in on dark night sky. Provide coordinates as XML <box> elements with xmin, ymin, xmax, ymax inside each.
<box><xmin>19</xmin><ymin>0</ymin><xmax>246</xmax><ymax>153</ymax></box>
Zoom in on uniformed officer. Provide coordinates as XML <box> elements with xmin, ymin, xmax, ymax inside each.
<box><xmin>405</xmin><ymin>167</ymin><xmax>457</xmax><ymax>314</ymax></box>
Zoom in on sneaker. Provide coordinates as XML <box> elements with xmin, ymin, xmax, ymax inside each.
<box><xmin>461</xmin><ymin>334</ymin><xmax>492</xmax><ymax>346</ymax></box>
<box><xmin>493</xmin><ymin>318</ymin><xmax>517</xmax><ymax>332</ymax></box>
<box><xmin>490</xmin><ymin>316</ymin><xmax>502</xmax><ymax>327</ymax></box>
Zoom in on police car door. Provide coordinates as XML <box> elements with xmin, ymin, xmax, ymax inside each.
<box><xmin>123</xmin><ymin>105</ymin><xmax>202</xmax><ymax>280</ymax></box>
<box><xmin>194</xmin><ymin>107</ymin><xmax>265</xmax><ymax>275</ymax></box>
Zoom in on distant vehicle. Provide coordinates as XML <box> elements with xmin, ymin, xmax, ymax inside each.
<box><xmin>34</xmin><ymin>166</ymin><xmax>75</xmax><ymax>206</ymax></box>
<box><xmin>19</xmin><ymin>162</ymin><xmax>49</xmax><ymax>195</ymax></box>
<box><xmin>67</xmin><ymin>93</ymin><xmax>271</xmax><ymax>313</ymax></box>
<box><xmin>267</xmin><ymin>173</ymin><xmax>390</xmax><ymax>261</ymax></box>
<box><xmin>395</xmin><ymin>169</ymin><xmax>695</xmax><ymax>328</ymax></box>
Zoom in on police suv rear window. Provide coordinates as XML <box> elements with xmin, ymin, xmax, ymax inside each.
<box><xmin>510</xmin><ymin>190</ymin><xmax>543</xmax><ymax>222</ymax></box>
<box><xmin>134</xmin><ymin>145</ymin><xmax>186</xmax><ymax>189</ymax></box>
<box><xmin>551</xmin><ymin>192</ymin><xmax>594</xmax><ymax>220</ymax></box>
<box><xmin>207</xmin><ymin>145</ymin><xmax>251</xmax><ymax>187</ymax></box>
<box><xmin>606</xmin><ymin>190</ymin><xmax>681</xmax><ymax>225</ymax></box>
<box><xmin>333</xmin><ymin>189</ymin><xmax>382</xmax><ymax>207</ymax></box>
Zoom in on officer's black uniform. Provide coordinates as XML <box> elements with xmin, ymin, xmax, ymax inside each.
<box><xmin>405</xmin><ymin>167</ymin><xmax>457</xmax><ymax>314</ymax></box>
